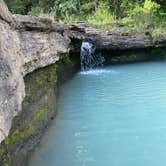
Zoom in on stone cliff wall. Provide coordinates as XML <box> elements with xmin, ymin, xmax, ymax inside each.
<box><xmin>0</xmin><ymin>0</ymin><xmax>84</xmax><ymax>144</ymax></box>
<box><xmin>0</xmin><ymin>14</ymin><xmax>25</xmax><ymax>143</ymax></box>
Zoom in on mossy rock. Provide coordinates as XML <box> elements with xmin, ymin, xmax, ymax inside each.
<box><xmin>23</xmin><ymin>63</ymin><xmax>58</xmax><ymax>108</ymax></box>
<box><xmin>33</xmin><ymin>106</ymin><xmax>47</xmax><ymax>122</ymax></box>
<box><xmin>5</xmin><ymin>124</ymin><xmax>36</xmax><ymax>146</ymax></box>
<box><xmin>0</xmin><ymin>55</ymin><xmax>79</xmax><ymax>165</ymax></box>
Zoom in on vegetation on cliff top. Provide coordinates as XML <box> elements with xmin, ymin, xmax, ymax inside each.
<box><xmin>5</xmin><ymin>0</ymin><xmax>166</xmax><ymax>33</ymax></box>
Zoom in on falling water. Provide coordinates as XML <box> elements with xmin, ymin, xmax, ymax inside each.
<box><xmin>80</xmin><ymin>41</ymin><xmax>105</xmax><ymax>71</ymax></box>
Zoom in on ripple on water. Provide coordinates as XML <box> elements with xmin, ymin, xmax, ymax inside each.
<box><xmin>29</xmin><ymin>61</ymin><xmax>166</xmax><ymax>166</ymax></box>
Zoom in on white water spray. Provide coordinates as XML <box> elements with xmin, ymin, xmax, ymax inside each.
<box><xmin>80</xmin><ymin>41</ymin><xmax>105</xmax><ymax>71</ymax></box>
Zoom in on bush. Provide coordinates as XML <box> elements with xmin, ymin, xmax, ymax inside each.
<box><xmin>88</xmin><ymin>4</ymin><xmax>115</xmax><ymax>25</ymax></box>
<box><xmin>7</xmin><ymin>0</ymin><xmax>26</xmax><ymax>14</ymax></box>
<box><xmin>29</xmin><ymin>6</ymin><xmax>43</xmax><ymax>16</ymax></box>
<box><xmin>122</xmin><ymin>0</ymin><xmax>161</xmax><ymax>29</ymax></box>
<box><xmin>131</xmin><ymin>0</ymin><xmax>160</xmax><ymax>28</ymax></box>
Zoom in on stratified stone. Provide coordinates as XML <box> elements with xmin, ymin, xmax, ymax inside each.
<box><xmin>0</xmin><ymin>20</ymin><xmax>25</xmax><ymax>143</ymax></box>
<box><xmin>14</xmin><ymin>14</ymin><xmax>52</xmax><ymax>31</ymax></box>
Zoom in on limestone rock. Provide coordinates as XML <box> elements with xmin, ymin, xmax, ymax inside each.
<box><xmin>153</xmin><ymin>35</ymin><xmax>166</xmax><ymax>48</ymax></box>
<box><xmin>99</xmin><ymin>34</ymin><xmax>153</xmax><ymax>50</ymax></box>
<box><xmin>0</xmin><ymin>20</ymin><xmax>25</xmax><ymax>142</ymax></box>
<box><xmin>14</xmin><ymin>14</ymin><xmax>52</xmax><ymax>31</ymax></box>
<box><xmin>20</xmin><ymin>31</ymin><xmax>71</xmax><ymax>75</ymax></box>
<box><xmin>84</xmin><ymin>27</ymin><xmax>166</xmax><ymax>50</ymax></box>
<box><xmin>0</xmin><ymin>0</ymin><xmax>13</xmax><ymax>24</ymax></box>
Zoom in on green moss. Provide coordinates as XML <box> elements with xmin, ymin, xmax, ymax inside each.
<box><xmin>23</xmin><ymin>124</ymin><xmax>36</xmax><ymax>138</ymax></box>
<box><xmin>5</xmin><ymin>124</ymin><xmax>36</xmax><ymax>145</ymax></box>
<box><xmin>34</xmin><ymin>106</ymin><xmax>47</xmax><ymax>122</ymax></box>
<box><xmin>5</xmin><ymin>154</ymin><xmax>11</xmax><ymax>166</ymax></box>
<box><xmin>7</xmin><ymin>64</ymin><xmax>59</xmax><ymax>146</ymax></box>
<box><xmin>47</xmin><ymin>65</ymin><xmax>57</xmax><ymax>83</ymax></box>
<box><xmin>4</xmin><ymin>107</ymin><xmax>48</xmax><ymax>146</ymax></box>
<box><xmin>23</xmin><ymin>64</ymin><xmax>58</xmax><ymax>108</ymax></box>
<box><xmin>12</xmin><ymin>115</ymin><xmax>20</xmax><ymax>127</ymax></box>
<box><xmin>62</xmin><ymin>56</ymin><xmax>73</xmax><ymax>65</ymax></box>
<box><xmin>0</xmin><ymin>147</ymin><xmax>4</xmax><ymax>158</ymax></box>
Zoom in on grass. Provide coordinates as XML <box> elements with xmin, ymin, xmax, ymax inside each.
<box><xmin>87</xmin><ymin>5</ymin><xmax>116</xmax><ymax>26</ymax></box>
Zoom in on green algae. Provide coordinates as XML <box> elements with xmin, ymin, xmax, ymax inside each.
<box><xmin>33</xmin><ymin>106</ymin><xmax>47</xmax><ymax>122</ymax></box>
<box><xmin>5</xmin><ymin>124</ymin><xmax>36</xmax><ymax>145</ymax></box>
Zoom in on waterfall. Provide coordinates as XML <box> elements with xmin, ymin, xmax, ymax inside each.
<box><xmin>80</xmin><ymin>40</ymin><xmax>105</xmax><ymax>71</ymax></box>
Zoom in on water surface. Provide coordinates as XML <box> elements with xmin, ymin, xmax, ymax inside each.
<box><xmin>29</xmin><ymin>61</ymin><xmax>166</xmax><ymax>166</ymax></box>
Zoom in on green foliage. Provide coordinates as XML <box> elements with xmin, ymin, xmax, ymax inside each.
<box><xmin>130</xmin><ymin>0</ymin><xmax>160</xmax><ymax>28</ymax></box>
<box><xmin>7</xmin><ymin>0</ymin><xmax>26</xmax><ymax>14</ymax></box>
<box><xmin>88</xmin><ymin>3</ymin><xmax>115</xmax><ymax>25</ymax></box>
<box><xmin>121</xmin><ymin>0</ymin><xmax>165</xmax><ymax>33</ymax></box>
<box><xmin>5</xmin><ymin>0</ymin><xmax>166</xmax><ymax>34</ymax></box>
<box><xmin>29</xmin><ymin>6</ymin><xmax>42</xmax><ymax>15</ymax></box>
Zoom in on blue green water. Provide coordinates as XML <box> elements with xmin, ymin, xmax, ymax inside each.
<box><xmin>29</xmin><ymin>61</ymin><xmax>166</xmax><ymax>166</ymax></box>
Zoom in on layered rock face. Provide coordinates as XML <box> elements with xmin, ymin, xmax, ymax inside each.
<box><xmin>85</xmin><ymin>26</ymin><xmax>166</xmax><ymax>50</ymax></box>
<box><xmin>0</xmin><ymin>1</ymin><xmax>83</xmax><ymax>144</ymax></box>
<box><xmin>0</xmin><ymin>6</ymin><xmax>25</xmax><ymax>142</ymax></box>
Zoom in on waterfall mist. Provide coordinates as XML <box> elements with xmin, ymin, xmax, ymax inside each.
<box><xmin>80</xmin><ymin>40</ymin><xmax>105</xmax><ymax>71</ymax></box>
